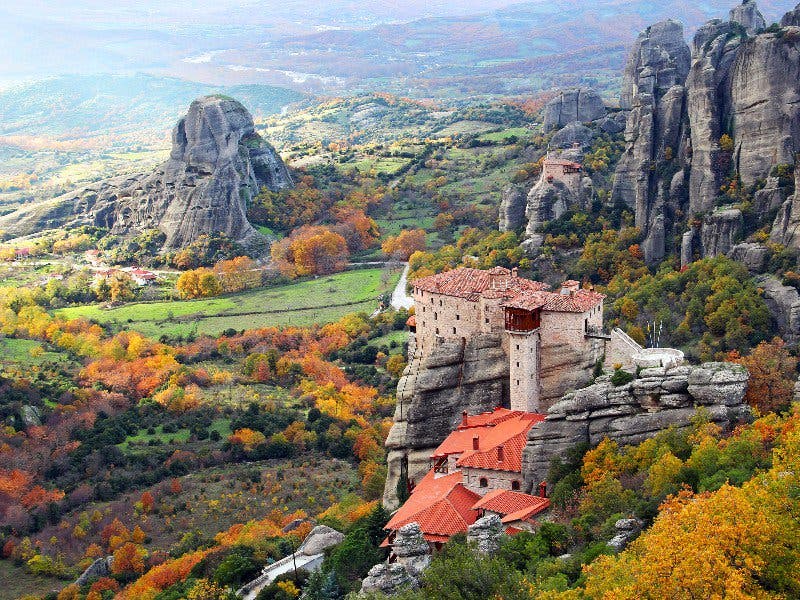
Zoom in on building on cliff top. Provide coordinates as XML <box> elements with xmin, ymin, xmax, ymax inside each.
<box><xmin>384</xmin><ymin>408</ymin><xmax>549</xmax><ymax>551</ymax></box>
<box><xmin>411</xmin><ymin>266</ymin><xmax>606</xmax><ymax>412</ymax></box>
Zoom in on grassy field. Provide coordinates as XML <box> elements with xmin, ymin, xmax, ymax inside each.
<box><xmin>0</xmin><ymin>337</ymin><xmax>71</xmax><ymax>367</ymax></box>
<box><xmin>57</xmin><ymin>267</ymin><xmax>400</xmax><ymax>338</ymax></box>
<box><xmin>0</xmin><ymin>559</ymin><xmax>69</xmax><ymax>599</ymax></box>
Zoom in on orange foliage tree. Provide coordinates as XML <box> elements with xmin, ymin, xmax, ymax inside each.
<box><xmin>382</xmin><ymin>229</ymin><xmax>427</xmax><ymax>260</ymax></box>
<box><xmin>271</xmin><ymin>226</ymin><xmax>349</xmax><ymax>277</ymax></box>
<box><xmin>728</xmin><ymin>337</ymin><xmax>797</xmax><ymax>414</ymax></box>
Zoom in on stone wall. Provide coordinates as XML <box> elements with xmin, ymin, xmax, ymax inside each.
<box><xmin>604</xmin><ymin>328</ymin><xmax>644</xmax><ymax>371</ymax></box>
<box><xmin>462</xmin><ymin>467</ymin><xmax>523</xmax><ymax>496</ymax></box>
<box><xmin>521</xmin><ymin>362</ymin><xmax>750</xmax><ymax>490</ymax></box>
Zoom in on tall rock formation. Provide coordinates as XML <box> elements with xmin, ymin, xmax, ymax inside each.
<box><xmin>498</xmin><ymin>184</ymin><xmax>528</xmax><ymax>232</ymax></box>
<box><xmin>0</xmin><ymin>96</ymin><xmax>292</xmax><ymax>251</ymax></box>
<box><xmin>383</xmin><ymin>334</ymin><xmax>509</xmax><ymax>510</ymax></box>
<box><xmin>606</xmin><ymin>2</ymin><xmax>800</xmax><ymax>262</ymax></box>
<box><xmin>729</xmin><ymin>0</ymin><xmax>766</xmax><ymax>35</ymax></box>
<box><xmin>542</xmin><ymin>88</ymin><xmax>606</xmax><ymax>131</ymax></box>
<box><xmin>611</xmin><ymin>20</ymin><xmax>691</xmax><ymax>263</ymax></box>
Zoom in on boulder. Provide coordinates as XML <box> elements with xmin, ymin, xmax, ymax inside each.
<box><xmin>298</xmin><ymin>525</ymin><xmax>344</xmax><ymax>556</ymax></box>
<box><xmin>700</xmin><ymin>208</ymin><xmax>742</xmax><ymax>258</ymax></box>
<box><xmin>728</xmin><ymin>242</ymin><xmax>769</xmax><ymax>272</ymax></box>
<box><xmin>499</xmin><ymin>184</ymin><xmax>528</xmax><ymax>232</ymax></box>
<box><xmin>542</xmin><ymin>88</ymin><xmax>606</xmax><ymax>131</ymax></box>
<box><xmin>607</xmin><ymin>518</ymin><xmax>644</xmax><ymax>552</ymax></box>
<box><xmin>360</xmin><ymin>563</ymin><xmax>417</xmax><ymax>596</ymax></box>
<box><xmin>76</xmin><ymin>556</ymin><xmax>114</xmax><ymax>587</ymax></box>
<box><xmin>550</xmin><ymin>121</ymin><xmax>593</xmax><ymax>149</ymax></box>
<box><xmin>393</xmin><ymin>523</ymin><xmax>431</xmax><ymax>576</ymax></box>
<box><xmin>467</xmin><ymin>514</ymin><xmax>505</xmax><ymax>554</ymax></box>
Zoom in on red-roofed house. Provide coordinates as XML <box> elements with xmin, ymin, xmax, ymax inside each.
<box><xmin>385</xmin><ymin>408</ymin><xmax>548</xmax><ymax>551</ymax></box>
<box><xmin>411</xmin><ymin>266</ymin><xmax>606</xmax><ymax>412</ymax></box>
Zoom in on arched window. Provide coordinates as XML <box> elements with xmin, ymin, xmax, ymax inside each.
<box><xmin>479</xmin><ymin>477</ymin><xmax>488</xmax><ymax>488</ymax></box>
<box><xmin>511</xmin><ymin>480</ymin><xmax>521</xmax><ymax>491</ymax></box>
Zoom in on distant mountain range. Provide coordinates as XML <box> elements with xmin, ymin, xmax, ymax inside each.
<box><xmin>0</xmin><ymin>74</ymin><xmax>304</xmax><ymax>143</ymax></box>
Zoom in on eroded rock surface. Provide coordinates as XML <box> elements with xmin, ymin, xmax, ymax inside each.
<box><xmin>542</xmin><ymin>88</ymin><xmax>606</xmax><ymax>131</ymax></box>
<box><xmin>467</xmin><ymin>514</ymin><xmax>505</xmax><ymax>555</ymax></box>
<box><xmin>0</xmin><ymin>96</ymin><xmax>292</xmax><ymax>252</ymax></box>
<box><xmin>522</xmin><ymin>362</ymin><xmax>750</xmax><ymax>489</ymax></box>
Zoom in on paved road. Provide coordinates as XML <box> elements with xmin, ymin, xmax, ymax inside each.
<box><xmin>391</xmin><ymin>263</ymin><xmax>414</xmax><ymax>310</ymax></box>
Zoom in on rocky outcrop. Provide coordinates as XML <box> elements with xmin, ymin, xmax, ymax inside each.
<box><xmin>360</xmin><ymin>563</ymin><xmax>417</xmax><ymax>596</ymax></box>
<box><xmin>612</xmin><ymin>20</ymin><xmax>691</xmax><ymax>263</ymax></box>
<box><xmin>771</xmin><ymin>167</ymin><xmax>800</xmax><ymax>247</ymax></box>
<box><xmin>607</xmin><ymin>518</ymin><xmax>644</xmax><ymax>552</ymax></box>
<box><xmin>754</xmin><ymin>177</ymin><xmax>786</xmax><ymax>219</ymax></box>
<box><xmin>383</xmin><ymin>334</ymin><xmax>509</xmax><ymax>510</ymax></box>
<box><xmin>729</xmin><ymin>0</ymin><xmax>766</xmax><ymax>35</ymax></box>
<box><xmin>76</xmin><ymin>556</ymin><xmax>114</xmax><ymax>586</ymax></box>
<box><xmin>700</xmin><ymin>207</ymin><xmax>743</xmax><ymax>257</ymax></box>
<box><xmin>755</xmin><ymin>274</ymin><xmax>800</xmax><ymax>343</ymax></box>
<box><xmin>728</xmin><ymin>242</ymin><xmax>769</xmax><ymax>272</ymax></box>
<box><xmin>522</xmin><ymin>362</ymin><xmax>751</xmax><ymax>489</ymax></box>
<box><xmin>298</xmin><ymin>525</ymin><xmax>345</xmax><ymax>555</ymax></box>
<box><xmin>499</xmin><ymin>185</ymin><xmax>528</xmax><ymax>232</ymax></box>
<box><xmin>393</xmin><ymin>523</ymin><xmax>432</xmax><ymax>577</ymax></box>
<box><xmin>542</xmin><ymin>88</ymin><xmax>606</xmax><ymax>131</ymax></box>
<box><xmin>523</xmin><ymin>179</ymin><xmax>589</xmax><ymax>241</ymax></box>
<box><xmin>782</xmin><ymin>2</ymin><xmax>800</xmax><ymax>27</ymax></box>
<box><xmin>550</xmin><ymin>122</ymin><xmax>594</xmax><ymax>149</ymax></box>
<box><xmin>467</xmin><ymin>514</ymin><xmax>505</xmax><ymax>554</ymax></box>
<box><xmin>360</xmin><ymin>523</ymin><xmax>429</xmax><ymax>596</ymax></box>
<box><xmin>0</xmin><ymin>96</ymin><xmax>292</xmax><ymax>252</ymax></box>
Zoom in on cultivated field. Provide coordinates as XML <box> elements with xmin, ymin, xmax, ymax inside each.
<box><xmin>58</xmin><ymin>267</ymin><xmax>400</xmax><ymax>338</ymax></box>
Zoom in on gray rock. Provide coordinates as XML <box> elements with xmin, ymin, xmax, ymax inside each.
<box><xmin>467</xmin><ymin>514</ymin><xmax>505</xmax><ymax>554</ymax></box>
<box><xmin>700</xmin><ymin>208</ymin><xmax>743</xmax><ymax>258</ymax></box>
<box><xmin>542</xmin><ymin>88</ymin><xmax>606</xmax><ymax>131</ymax></box>
<box><xmin>728</xmin><ymin>243</ymin><xmax>769</xmax><ymax>272</ymax></box>
<box><xmin>499</xmin><ymin>185</ymin><xmax>528</xmax><ymax>232</ymax></box>
<box><xmin>753</xmin><ymin>177</ymin><xmax>786</xmax><ymax>219</ymax></box>
<box><xmin>393</xmin><ymin>523</ymin><xmax>431</xmax><ymax>577</ymax></box>
<box><xmin>550</xmin><ymin>122</ymin><xmax>593</xmax><ymax>149</ymax></box>
<box><xmin>729</xmin><ymin>0</ymin><xmax>766</xmax><ymax>35</ymax></box>
<box><xmin>0</xmin><ymin>96</ymin><xmax>292</xmax><ymax>252</ymax></box>
<box><xmin>19</xmin><ymin>405</ymin><xmax>41</xmax><ymax>427</ymax></box>
<box><xmin>75</xmin><ymin>556</ymin><xmax>113</xmax><ymax>587</ymax></box>
<box><xmin>687</xmin><ymin>362</ymin><xmax>749</xmax><ymax>406</ymax></box>
<box><xmin>607</xmin><ymin>518</ymin><xmax>644</xmax><ymax>552</ymax></box>
<box><xmin>298</xmin><ymin>525</ymin><xmax>344</xmax><ymax>556</ymax></box>
<box><xmin>360</xmin><ymin>563</ymin><xmax>417</xmax><ymax>596</ymax></box>
<box><xmin>755</xmin><ymin>274</ymin><xmax>800</xmax><ymax>343</ymax></box>
<box><xmin>782</xmin><ymin>3</ymin><xmax>800</xmax><ymax>26</ymax></box>
<box><xmin>597</xmin><ymin>112</ymin><xmax>627</xmax><ymax>134</ymax></box>
<box><xmin>771</xmin><ymin>168</ymin><xmax>800</xmax><ymax>250</ymax></box>
<box><xmin>612</xmin><ymin>20</ymin><xmax>691</xmax><ymax>263</ymax></box>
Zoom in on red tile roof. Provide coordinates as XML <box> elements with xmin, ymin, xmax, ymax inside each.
<box><xmin>502</xmin><ymin>288</ymin><xmax>604</xmax><ymax>314</ymax></box>
<box><xmin>472</xmin><ymin>490</ymin><xmax>550</xmax><ymax>523</ymax></box>
<box><xmin>412</xmin><ymin>267</ymin><xmax>548</xmax><ymax>301</ymax></box>
<box><xmin>385</xmin><ymin>471</ymin><xmax>480</xmax><ymax>539</ymax></box>
<box><xmin>455</xmin><ymin>414</ymin><xmax>544</xmax><ymax>473</ymax></box>
<box><xmin>431</xmin><ymin>409</ymin><xmax>542</xmax><ymax>460</ymax></box>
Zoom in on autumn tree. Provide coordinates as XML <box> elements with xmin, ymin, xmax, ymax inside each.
<box><xmin>176</xmin><ymin>268</ymin><xmax>223</xmax><ymax>299</ymax></box>
<box><xmin>728</xmin><ymin>337</ymin><xmax>798</xmax><ymax>414</ymax></box>
<box><xmin>271</xmin><ymin>226</ymin><xmax>349</xmax><ymax>277</ymax></box>
<box><xmin>109</xmin><ymin>273</ymin><xmax>136</xmax><ymax>304</ymax></box>
<box><xmin>382</xmin><ymin>229</ymin><xmax>427</xmax><ymax>260</ymax></box>
<box><xmin>214</xmin><ymin>256</ymin><xmax>261</xmax><ymax>293</ymax></box>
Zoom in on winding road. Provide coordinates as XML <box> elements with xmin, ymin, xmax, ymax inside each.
<box><xmin>390</xmin><ymin>263</ymin><xmax>414</xmax><ymax>310</ymax></box>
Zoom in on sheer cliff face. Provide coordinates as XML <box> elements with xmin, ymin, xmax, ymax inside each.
<box><xmin>0</xmin><ymin>96</ymin><xmax>292</xmax><ymax>251</ymax></box>
<box><xmin>611</xmin><ymin>2</ymin><xmax>800</xmax><ymax>260</ymax></box>
<box><xmin>611</xmin><ymin>20</ymin><xmax>691</xmax><ymax>263</ymax></box>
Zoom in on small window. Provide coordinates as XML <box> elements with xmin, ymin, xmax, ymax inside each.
<box><xmin>430</xmin><ymin>298</ymin><xmax>434</xmax><ymax>304</ymax></box>
<box><xmin>516</xmin><ymin>380</ymin><xmax>520</xmax><ymax>386</ymax></box>
<box><xmin>456</xmin><ymin>314</ymin><xmax>460</xmax><ymax>321</ymax></box>
<box><xmin>434</xmin><ymin>312</ymin><xmax>438</xmax><ymax>320</ymax></box>
<box><xmin>511</xmin><ymin>480</ymin><xmax>521</xmax><ymax>491</ymax></box>
<box><xmin>516</xmin><ymin>344</ymin><xmax>519</xmax><ymax>350</ymax></box>
<box><xmin>436</xmin><ymin>328</ymin><xmax>440</xmax><ymax>335</ymax></box>
<box><xmin>452</xmin><ymin>327</ymin><xmax>457</xmax><ymax>335</ymax></box>
<box><xmin>516</xmin><ymin>362</ymin><xmax>519</xmax><ymax>368</ymax></box>
<box><xmin>439</xmin><ymin>299</ymin><xmax>443</xmax><ymax>306</ymax></box>
<box><xmin>485</xmin><ymin>318</ymin><xmax>489</xmax><ymax>324</ymax></box>
<box><xmin>479</xmin><ymin>478</ymin><xmax>488</xmax><ymax>488</ymax></box>
<box><xmin>422</xmin><ymin>307</ymin><xmax>425</xmax><ymax>313</ymax></box>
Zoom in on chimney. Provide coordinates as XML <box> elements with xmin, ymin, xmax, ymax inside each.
<box><xmin>472</xmin><ymin>436</ymin><xmax>480</xmax><ymax>451</ymax></box>
<box><xmin>538</xmin><ymin>481</ymin><xmax>547</xmax><ymax>498</ymax></box>
<box><xmin>511</xmin><ymin>267</ymin><xmax>518</xmax><ymax>278</ymax></box>
<box><xmin>497</xmin><ymin>445</ymin><xmax>504</xmax><ymax>462</ymax></box>
<box><xmin>461</xmin><ymin>411</ymin><xmax>469</xmax><ymax>427</ymax></box>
